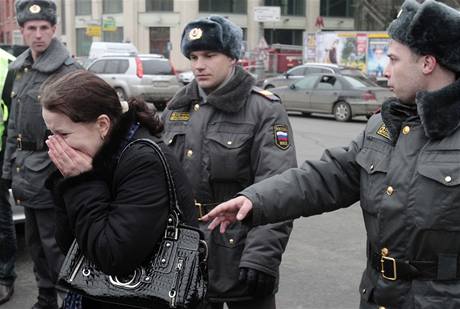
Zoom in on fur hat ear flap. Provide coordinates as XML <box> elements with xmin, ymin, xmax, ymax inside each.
<box><xmin>388</xmin><ymin>0</ymin><xmax>460</xmax><ymax>73</ymax></box>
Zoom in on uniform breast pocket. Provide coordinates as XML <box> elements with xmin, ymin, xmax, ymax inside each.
<box><xmin>415</xmin><ymin>152</ymin><xmax>460</xmax><ymax>229</ymax></box>
<box><xmin>206</xmin><ymin>130</ymin><xmax>252</xmax><ymax>182</ymax></box>
<box><xmin>356</xmin><ymin>139</ymin><xmax>391</xmax><ymax>215</ymax></box>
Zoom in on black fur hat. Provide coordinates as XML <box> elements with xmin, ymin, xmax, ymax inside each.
<box><xmin>16</xmin><ymin>0</ymin><xmax>57</xmax><ymax>27</ymax></box>
<box><xmin>181</xmin><ymin>15</ymin><xmax>243</xmax><ymax>59</ymax></box>
<box><xmin>388</xmin><ymin>0</ymin><xmax>460</xmax><ymax>73</ymax></box>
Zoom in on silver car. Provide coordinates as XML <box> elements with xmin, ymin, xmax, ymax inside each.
<box><xmin>86</xmin><ymin>54</ymin><xmax>182</xmax><ymax>110</ymax></box>
<box><xmin>262</xmin><ymin>63</ymin><xmax>368</xmax><ymax>90</ymax></box>
<box><xmin>271</xmin><ymin>73</ymin><xmax>394</xmax><ymax>122</ymax></box>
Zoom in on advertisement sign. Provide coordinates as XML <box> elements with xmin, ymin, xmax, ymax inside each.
<box><xmin>102</xmin><ymin>17</ymin><xmax>117</xmax><ymax>32</ymax></box>
<box><xmin>367</xmin><ymin>34</ymin><xmax>390</xmax><ymax>78</ymax></box>
<box><xmin>86</xmin><ymin>25</ymin><xmax>102</xmax><ymax>37</ymax></box>
<box><xmin>254</xmin><ymin>6</ymin><xmax>281</xmax><ymax>22</ymax></box>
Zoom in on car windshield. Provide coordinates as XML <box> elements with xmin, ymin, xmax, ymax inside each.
<box><xmin>142</xmin><ymin>59</ymin><xmax>173</xmax><ymax>75</ymax></box>
<box><xmin>342</xmin><ymin>75</ymin><xmax>378</xmax><ymax>88</ymax></box>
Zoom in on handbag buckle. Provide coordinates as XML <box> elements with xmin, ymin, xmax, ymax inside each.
<box><xmin>108</xmin><ymin>268</ymin><xmax>144</xmax><ymax>289</ymax></box>
<box><xmin>165</xmin><ymin>226</ymin><xmax>178</xmax><ymax>240</ymax></box>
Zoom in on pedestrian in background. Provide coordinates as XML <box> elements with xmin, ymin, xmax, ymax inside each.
<box><xmin>1</xmin><ymin>1</ymin><xmax>81</xmax><ymax>308</ymax></box>
<box><xmin>203</xmin><ymin>1</ymin><xmax>460</xmax><ymax>308</ymax></box>
<box><xmin>162</xmin><ymin>15</ymin><xmax>297</xmax><ymax>309</ymax></box>
<box><xmin>41</xmin><ymin>70</ymin><xmax>198</xmax><ymax>309</ymax></box>
<box><xmin>0</xmin><ymin>45</ymin><xmax>16</xmax><ymax>306</ymax></box>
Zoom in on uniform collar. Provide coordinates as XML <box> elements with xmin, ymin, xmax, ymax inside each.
<box><xmin>168</xmin><ymin>66</ymin><xmax>255</xmax><ymax>113</ymax></box>
<box><xmin>10</xmin><ymin>38</ymin><xmax>71</xmax><ymax>73</ymax></box>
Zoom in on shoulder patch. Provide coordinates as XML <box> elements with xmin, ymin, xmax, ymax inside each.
<box><xmin>252</xmin><ymin>86</ymin><xmax>280</xmax><ymax>101</ymax></box>
<box><xmin>376</xmin><ymin>123</ymin><xmax>390</xmax><ymax>140</ymax></box>
<box><xmin>169</xmin><ymin>111</ymin><xmax>190</xmax><ymax>121</ymax></box>
<box><xmin>273</xmin><ymin>124</ymin><xmax>290</xmax><ymax>150</ymax></box>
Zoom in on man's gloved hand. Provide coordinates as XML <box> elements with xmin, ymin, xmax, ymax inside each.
<box><xmin>239</xmin><ymin>267</ymin><xmax>276</xmax><ymax>297</ymax></box>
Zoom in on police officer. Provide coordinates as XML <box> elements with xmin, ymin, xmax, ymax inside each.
<box><xmin>162</xmin><ymin>16</ymin><xmax>297</xmax><ymax>309</ymax></box>
<box><xmin>203</xmin><ymin>1</ymin><xmax>460</xmax><ymax>308</ymax></box>
<box><xmin>2</xmin><ymin>1</ymin><xmax>81</xmax><ymax>308</ymax></box>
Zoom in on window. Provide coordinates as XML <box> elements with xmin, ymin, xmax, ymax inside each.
<box><xmin>102</xmin><ymin>27</ymin><xmax>124</xmax><ymax>42</ymax></box>
<box><xmin>88</xmin><ymin>60</ymin><xmax>106</xmax><ymax>73</ymax></box>
<box><xmin>142</xmin><ymin>59</ymin><xmax>174</xmax><ymax>75</ymax></box>
<box><xmin>342</xmin><ymin>75</ymin><xmax>376</xmax><ymax>88</ymax></box>
<box><xmin>287</xmin><ymin>66</ymin><xmax>306</xmax><ymax>76</ymax></box>
<box><xmin>199</xmin><ymin>0</ymin><xmax>246</xmax><ymax>13</ymax></box>
<box><xmin>295</xmin><ymin>75</ymin><xmax>318</xmax><ymax>90</ymax></box>
<box><xmin>76</xmin><ymin>28</ymin><xmax>92</xmax><ymax>56</ymax></box>
<box><xmin>316</xmin><ymin>76</ymin><xmax>341</xmax><ymax>90</ymax></box>
<box><xmin>264</xmin><ymin>0</ymin><xmax>304</xmax><ymax>16</ymax></box>
<box><xmin>146</xmin><ymin>0</ymin><xmax>173</xmax><ymax>11</ymax></box>
<box><xmin>149</xmin><ymin>27</ymin><xmax>170</xmax><ymax>58</ymax></box>
<box><xmin>320</xmin><ymin>0</ymin><xmax>355</xmax><ymax>18</ymax></box>
<box><xmin>264</xmin><ymin>29</ymin><xmax>303</xmax><ymax>45</ymax></box>
<box><xmin>75</xmin><ymin>0</ymin><xmax>91</xmax><ymax>15</ymax></box>
<box><xmin>103</xmin><ymin>0</ymin><xmax>123</xmax><ymax>14</ymax></box>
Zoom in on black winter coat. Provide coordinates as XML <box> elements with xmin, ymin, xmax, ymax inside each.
<box><xmin>49</xmin><ymin>110</ymin><xmax>198</xmax><ymax>309</ymax></box>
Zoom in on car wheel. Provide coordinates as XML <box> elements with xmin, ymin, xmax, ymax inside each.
<box><xmin>264</xmin><ymin>85</ymin><xmax>274</xmax><ymax>89</ymax></box>
<box><xmin>115</xmin><ymin>88</ymin><xmax>127</xmax><ymax>101</ymax></box>
<box><xmin>333</xmin><ymin>101</ymin><xmax>352</xmax><ymax>122</ymax></box>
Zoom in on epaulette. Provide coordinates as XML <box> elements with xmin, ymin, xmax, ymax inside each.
<box><xmin>251</xmin><ymin>86</ymin><xmax>280</xmax><ymax>102</ymax></box>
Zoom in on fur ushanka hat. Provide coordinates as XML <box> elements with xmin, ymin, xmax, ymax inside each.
<box><xmin>16</xmin><ymin>0</ymin><xmax>57</xmax><ymax>27</ymax></box>
<box><xmin>388</xmin><ymin>0</ymin><xmax>460</xmax><ymax>73</ymax></box>
<box><xmin>181</xmin><ymin>15</ymin><xmax>243</xmax><ymax>59</ymax></box>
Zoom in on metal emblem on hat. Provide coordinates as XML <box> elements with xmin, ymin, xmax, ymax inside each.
<box><xmin>29</xmin><ymin>4</ymin><xmax>42</xmax><ymax>14</ymax></box>
<box><xmin>397</xmin><ymin>9</ymin><xmax>402</xmax><ymax>18</ymax></box>
<box><xmin>189</xmin><ymin>28</ymin><xmax>203</xmax><ymax>40</ymax></box>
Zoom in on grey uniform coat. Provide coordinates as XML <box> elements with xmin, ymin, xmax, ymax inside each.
<box><xmin>241</xmin><ymin>78</ymin><xmax>460</xmax><ymax>308</ymax></box>
<box><xmin>162</xmin><ymin>66</ymin><xmax>297</xmax><ymax>301</ymax></box>
<box><xmin>2</xmin><ymin>38</ymin><xmax>81</xmax><ymax>208</ymax></box>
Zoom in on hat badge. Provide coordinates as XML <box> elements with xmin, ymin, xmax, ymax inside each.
<box><xmin>29</xmin><ymin>4</ymin><xmax>41</xmax><ymax>14</ymax></box>
<box><xmin>189</xmin><ymin>28</ymin><xmax>203</xmax><ymax>40</ymax></box>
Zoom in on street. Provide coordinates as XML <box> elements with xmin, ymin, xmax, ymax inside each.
<box><xmin>3</xmin><ymin>113</ymin><xmax>368</xmax><ymax>309</ymax></box>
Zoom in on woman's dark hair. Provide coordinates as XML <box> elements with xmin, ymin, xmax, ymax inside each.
<box><xmin>40</xmin><ymin>69</ymin><xmax>163</xmax><ymax>135</ymax></box>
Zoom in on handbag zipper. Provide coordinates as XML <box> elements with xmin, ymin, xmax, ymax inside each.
<box><xmin>169</xmin><ymin>258</ymin><xmax>184</xmax><ymax>308</ymax></box>
<box><xmin>69</xmin><ymin>254</ymin><xmax>84</xmax><ymax>282</ymax></box>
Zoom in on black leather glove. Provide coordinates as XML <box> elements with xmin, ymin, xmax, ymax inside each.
<box><xmin>239</xmin><ymin>267</ymin><xmax>276</xmax><ymax>297</ymax></box>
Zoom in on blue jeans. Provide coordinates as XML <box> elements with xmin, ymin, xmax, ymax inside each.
<box><xmin>0</xmin><ymin>185</ymin><xmax>16</xmax><ymax>286</ymax></box>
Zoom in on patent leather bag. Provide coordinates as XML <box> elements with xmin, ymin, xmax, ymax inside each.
<box><xmin>58</xmin><ymin>139</ymin><xmax>208</xmax><ymax>308</ymax></box>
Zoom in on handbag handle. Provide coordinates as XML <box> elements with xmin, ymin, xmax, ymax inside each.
<box><xmin>119</xmin><ymin>138</ymin><xmax>183</xmax><ymax>236</ymax></box>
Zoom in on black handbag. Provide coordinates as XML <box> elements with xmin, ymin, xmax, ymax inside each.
<box><xmin>58</xmin><ymin>139</ymin><xmax>208</xmax><ymax>308</ymax></box>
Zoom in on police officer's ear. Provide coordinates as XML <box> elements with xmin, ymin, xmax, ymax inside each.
<box><xmin>420</xmin><ymin>55</ymin><xmax>437</xmax><ymax>75</ymax></box>
<box><xmin>96</xmin><ymin>114</ymin><xmax>111</xmax><ymax>140</ymax></box>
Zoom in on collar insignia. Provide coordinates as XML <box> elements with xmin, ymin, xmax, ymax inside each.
<box><xmin>376</xmin><ymin>123</ymin><xmax>391</xmax><ymax>140</ymax></box>
<box><xmin>189</xmin><ymin>28</ymin><xmax>203</xmax><ymax>40</ymax></box>
<box><xmin>274</xmin><ymin>124</ymin><xmax>290</xmax><ymax>150</ymax></box>
<box><xmin>29</xmin><ymin>4</ymin><xmax>41</xmax><ymax>14</ymax></box>
<box><xmin>170</xmin><ymin>112</ymin><xmax>190</xmax><ymax>121</ymax></box>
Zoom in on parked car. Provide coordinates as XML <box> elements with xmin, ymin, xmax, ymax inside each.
<box><xmin>271</xmin><ymin>73</ymin><xmax>394</xmax><ymax>122</ymax></box>
<box><xmin>262</xmin><ymin>63</ymin><xmax>367</xmax><ymax>89</ymax></box>
<box><xmin>86</xmin><ymin>54</ymin><xmax>182</xmax><ymax>110</ymax></box>
<box><xmin>178</xmin><ymin>70</ymin><xmax>194</xmax><ymax>85</ymax></box>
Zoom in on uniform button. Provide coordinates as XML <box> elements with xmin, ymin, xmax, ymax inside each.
<box><xmin>381</xmin><ymin>248</ymin><xmax>389</xmax><ymax>257</ymax></box>
<box><xmin>362</xmin><ymin>288</ymin><xmax>366</xmax><ymax>294</ymax></box>
<box><xmin>193</xmin><ymin>104</ymin><xmax>200</xmax><ymax>112</ymax></box>
<box><xmin>186</xmin><ymin>149</ymin><xmax>193</xmax><ymax>157</ymax></box>
<box><xmin>445</xmin><ymin>176</ymin><xmax>452</xmax><ymax>183</ymax></box>
<box><xmin>370</xmin><ymin>164</ymin><xmax>374</xmax><ymax>171</ymax></box>
<box><xmin>386</xmin><ymin>186</ymin><xmax>394</xmax><ymax>196</ymax></box>
<box><xmin>168</xmin><ymin>139</ymin><xmax>173</xmax><ymax>144</ymax></box>
<box><xmin>229</xmin><ymin>238</ymin><xmax>235</xmax><ymax>245</ymax></box>
<box><xmin>378</xmin><ymin>307</ymin><xmax>386</xmax><ymax>309</ymax></box>
<box><xmin>227</xmin><ymin>141</ymin><xmax>232</xmax><ymax>145</ymax></box>
<box><xmin>24</xmin><ymin>68</ymin><xmax>28</xmax><ymax>72</ymax></box>
<box><xmin>37</xmin><ymin>95</ymin><xmax>41</xmax><ymax>100</ymax></box>
<box><xmin>16</xmin><ymin>166</ymin><xmax>20</xmax><ymax>172</ymax></box>
<box><xmin>10</xmin><ymin>91</ymin><xmax>15</xmax><ymax>97</ymax></box>
<box><xmin>402</xmin><ymin>126</ymin><xmax>410</xmax><ymax>135</ymax></box>
<box><xmin>16</xmin><ymin>199</ymin><xmax>20</xmax><ymax>204</ymax></box>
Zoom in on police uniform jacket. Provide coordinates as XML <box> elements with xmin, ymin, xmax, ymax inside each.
<box><xmin>162</xmin><ymin>66</ymin><xmax>297</xmax><ymax>301</ymax></box>
<box><xmin>2</xmin><ymin>38</ymin><xmax>81</xmax><ymax>208</ymax></box>
<box><xmin>48</xmin><ymin>109</ymin><xmax>198</xmax><ymax>309</ymax></box>
<box><xmin>241</xmin><ymin>78</ymin><xmax>460</xmax><ymax>308</ymax></box>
